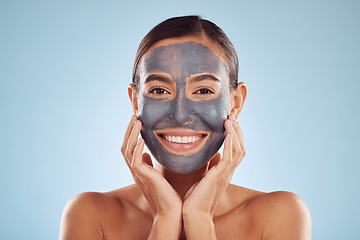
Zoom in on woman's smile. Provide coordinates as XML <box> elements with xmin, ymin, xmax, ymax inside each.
<box><xmin>154</xmin><ymin>129</ymin><xmax>209</xmax><ymax>156</ymax></box>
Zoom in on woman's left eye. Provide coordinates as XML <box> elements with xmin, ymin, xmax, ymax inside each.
<box><xmin>194</xmin><ymin>88</ymin><xmax>214</xmax><ymax>94</ymax></box>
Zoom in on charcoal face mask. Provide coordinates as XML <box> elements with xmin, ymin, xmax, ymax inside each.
<box><xmin>137</xmin><ymin>42</ymin><xmax>231</xmax><ymax>174</ymax></box>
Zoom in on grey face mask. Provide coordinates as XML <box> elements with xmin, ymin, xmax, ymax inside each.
<box><xmin>138</xmin><ymin>42</ymin><xmax>231</xmax><ymax>174</ymax></box>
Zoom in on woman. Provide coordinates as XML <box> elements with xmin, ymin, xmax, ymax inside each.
<box><xmin>59</xmin><ymin>16</ymin><xmax>311</xmax><ymax>240</ymax></box>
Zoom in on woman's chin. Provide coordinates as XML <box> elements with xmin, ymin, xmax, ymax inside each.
<box><xmin>157</xmin><ymin>159</ymin><xmax>207</xmax><ymax>175</ymax></box>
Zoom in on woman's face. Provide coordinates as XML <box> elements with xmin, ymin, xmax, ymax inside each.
<box><xmin>136</xmin><ymin>39</ymin><xmax>232</xmax><ymax>174</ymax></box>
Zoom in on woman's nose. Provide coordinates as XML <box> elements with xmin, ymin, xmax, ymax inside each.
<box><xmin>169</xmin><ymin>93</ymin><xmax>193</xmax><ymax>125</ymax></box>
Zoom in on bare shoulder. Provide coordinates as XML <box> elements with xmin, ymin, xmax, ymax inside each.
<box><xmin>59</xmin><ymin>191</ymin><xmax>118</xmax><ymax>240</ymax></box>
<box><xmin>222</xmin><ymin>185</ymin><xmax>311</xmax><ymax>239</ymax></box>
<box><xmin>59</xmin><ymin>185</ymin><xmax>146</xmax><ymax>240</ymax></box>
<box><xmin>248</xmin><ymin>191</ymin><xmax>311</xmax><ymax>223</ymax></box>
<box><xmin>247</xmin><ymin>190</ymin><xmax>312</xmax><ymax>239</ymax></box>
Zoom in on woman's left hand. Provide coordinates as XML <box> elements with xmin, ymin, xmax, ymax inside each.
<box><xmin>182</xmin><ymin>115</ymin><xmax>246</xmax><ymax>239</ymax></box>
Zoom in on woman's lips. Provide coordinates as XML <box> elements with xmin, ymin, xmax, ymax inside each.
<box><xmin>153</xmin><ymin>129</ymin><xmax>209</xmax><ymax>156</ymax></box>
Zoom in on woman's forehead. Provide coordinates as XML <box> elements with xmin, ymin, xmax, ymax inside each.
<box><xmin>139</xmin><ymin>42</ymin><xmax>228</xmax><ymax>85</ymax></box>
<box><xmin>143</xmin><ymin>42</ymin><xmax>225</xmax><ymax>74</ymax></box>
<box><xmin>143</xmin><ymin>36</ymin><xmax>225</xmax><ymax>59</ymax></box>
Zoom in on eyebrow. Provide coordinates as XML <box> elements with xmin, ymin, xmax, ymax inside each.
<box><xmin>144</xmin><ymin>74</ymin><xmax>172</xmax><ymax>84</ymax></box>
<box><xmin>188</xmin><ymin>74</ymin><xmax>220</xmax><ymax>83</ymax></box>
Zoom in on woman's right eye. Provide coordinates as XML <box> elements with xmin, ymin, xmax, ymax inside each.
<box><xmin>149</xmin><ymin>88</ymin><xmax>170</xmax><ymax>95</ymax></box>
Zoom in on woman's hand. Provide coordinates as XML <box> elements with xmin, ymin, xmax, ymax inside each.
<box><xmin>182</xmin><ymin>115</ymin><xmax>246</xmax><ymax>239</ymax></box>
<box><xmin>121</xmin><ymin>115</ymin><xmax>183</xmax><ymax>240</ymax></box>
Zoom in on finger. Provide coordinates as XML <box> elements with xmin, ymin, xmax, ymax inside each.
<box><xmin>232</xmin><ymin>121</ymin><xmax>246</xmax><ymax>165</ymax></box>
<box><xmin>224</xmin><ymin>118</ymin><xmax>235</xmax><ymax>135</ymax></box>
<box><xmin>228</xmin><ymin>113</ymin><xmax>244</xmax><ymax>151</ymax></box>
<box><xmin>229</xmin><ymin>119</ymin><xmax>243</xmax><ymax>164</ymax></box>
<box><xmin>133</xmin><ymin>138</ymin><xmax>157</xmax><ymax>180</ymax></box>
<box><xmin>125</xmin><ymin>120</ymin><xmax>142</xmax><ymax>165</ymax></box>
<box><xmin>221</xmin><ymin>120</ymin><xmax>243</xmax><ymax>177</ymax></box>
<box><xmin>132</xmin><ymin>138</ymin><xmax>145</xmax><ymax>169</ymax></box>
<box><xmin>210</xmin><ymin>115</ymin><xmax>241</xmax><ymax>184</ymax></box>
<box><xmin>121</xmin><ymin>115</ymin><xmax>137</xmax><ymax>155</ymax></box>
<box><xmin>237</xmin><ymin>122</ymin><xmax>245</xmax><ymax>153</ymax></box>
<box><xmin>227</xmin><ymin>114</ymin><xmax>244</xmax><ymax>164</ymax></box>
<box><xmin>235</xmin><ymin>122</ymin><xmax>245</xmax><ymax>151</ymax></box>
<box><xmin>121</xmin><ymin>116</ymin><xmax>137</xmax><ymax>170</ymax></box>
<box><xmin>219</xmin><ymin>127</ymin><xmax>233</xmax><ymax>172</ymax></box>
<box><xmin>223</xmin><ymin>119</ymin><xmax>235</xmax><ymax>164</ymax></box>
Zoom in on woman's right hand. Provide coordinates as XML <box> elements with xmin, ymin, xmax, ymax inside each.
<box><xmin>121</xmin><ymin>115</ymin><xmax>183</xmax><ymax>240</ymax></box>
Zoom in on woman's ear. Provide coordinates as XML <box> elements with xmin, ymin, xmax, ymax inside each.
<box><xmin>128</xmin><ymin>84</ymin><xmax>139</xmax><ymax>115</ymax></box>
<box><xmin>230</xmin><ymin>82</ymin><xmax>247</xmax><ymax>119</ymax></box>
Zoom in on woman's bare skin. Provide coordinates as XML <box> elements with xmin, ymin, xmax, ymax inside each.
<box><xmin>60</xmin><ymin>183</ymin><xmax>310</xmax><ymax>239</ymax></box>
<box><xmin>60</xmin><ymin>115</ymin><xmax>311</xmax><ymax>239</ymax></box>
<box><xmin>59</xmin><ymin>36</ymin><xmax>311</xmax><ymax>240</ymax></box>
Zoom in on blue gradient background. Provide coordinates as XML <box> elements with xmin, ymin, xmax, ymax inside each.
<box><xmin>1</xmin><ymin>1</ymin><xmax>359</xmax><ymax>239</ymax></box>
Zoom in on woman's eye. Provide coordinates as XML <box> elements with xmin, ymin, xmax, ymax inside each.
<box><xmin>194</xmin><ymin>88</ymin><xmax>214</xmax><ymax>94</ymax></box>
<box><xmin>149</xmin><ymin>88</ymin><xmax>169</xmax><ymax>95</ymax></box>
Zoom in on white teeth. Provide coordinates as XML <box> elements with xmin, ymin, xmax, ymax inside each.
<box><xmin>164</xmin><ymin>135</ymin><xmax>203</xmax><ymax>143</ymax></box>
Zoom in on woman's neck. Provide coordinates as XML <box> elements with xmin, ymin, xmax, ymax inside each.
<box><xmin>155</xmin><ymin>162</ymin><xmax>209</xmax><ymax>199</ymax></box>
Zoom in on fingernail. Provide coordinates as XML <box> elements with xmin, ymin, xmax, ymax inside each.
<box><xmin>227</xmin><ymin>120</ymin><xmax>232</xmax><ymax>129</ymax></box>
<box><xmin>135</xmin><ymin>120</ymin><xmax>142</xmax><ymax>129</ymax></box>
<box><xmin>230</xmin><ymin>114</ymin><xmax>235</xmax><ymax>121</ymax></box>
<box><xmin>131</xmin><ymin>115</ymin><xmax>137</xmax><ymax>122</ymax></box>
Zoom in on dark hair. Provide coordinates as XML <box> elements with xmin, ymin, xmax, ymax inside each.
<box><xmin>132</xmin><ymin>15</ymin><xmax>238</xmax><ymax>92</ymax></box>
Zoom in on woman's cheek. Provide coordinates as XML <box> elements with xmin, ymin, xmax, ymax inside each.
<box><xmin>194</xmin><ymin>95</ymin><xmax>230</xmax><ymax>132</ymax></box>
<box><xmin>138</xmin><ymin>96</ymin><xmax>170</xmax><ymax>129</ymax></box>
